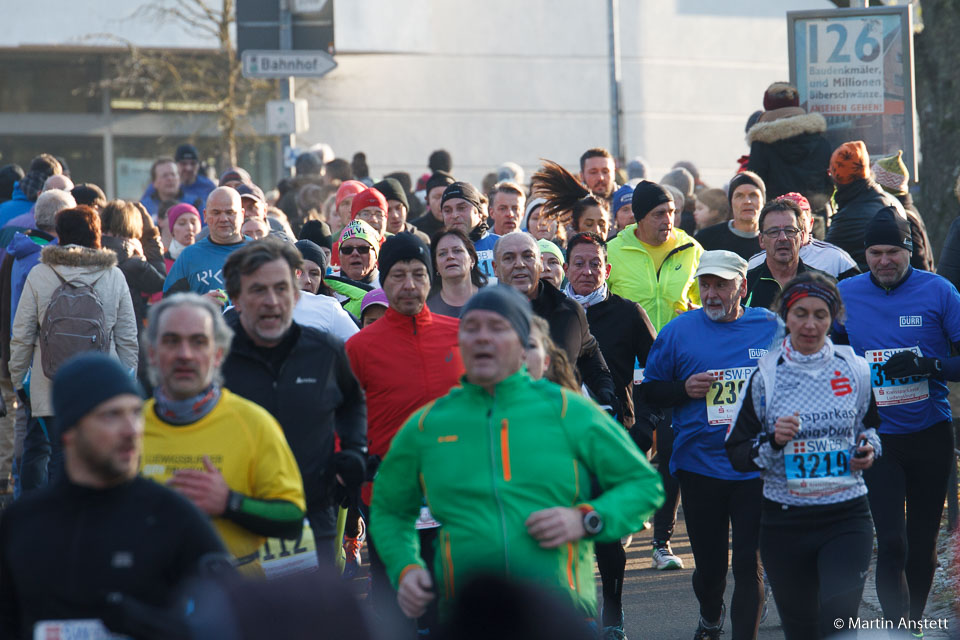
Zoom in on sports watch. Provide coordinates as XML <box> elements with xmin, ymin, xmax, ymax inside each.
<box><xmin>577</xmin><ymin>505</ymin><xmax>603</xmax><ymax>536</ymax></box>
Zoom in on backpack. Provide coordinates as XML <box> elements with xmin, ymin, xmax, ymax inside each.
<box><xmin>39</xmin><ymin>270</ymin><xmax>110</xmax><ymax>378</ymax></box>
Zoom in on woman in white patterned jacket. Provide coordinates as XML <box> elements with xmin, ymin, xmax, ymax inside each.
<box><xmin>725</xmin><ymin>272</ymin><xmax>880</xmax><ymax>640</ymax></box>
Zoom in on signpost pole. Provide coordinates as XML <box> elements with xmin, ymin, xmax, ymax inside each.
<box><xmin>279</xmin><ymin>0</ymin><xmax>296</xmax><ymax>178</ymax></box>
<box><xmin>607</xmin><ymin>0</ymin><xmax>625</xmax><ymax>165</ymax></box>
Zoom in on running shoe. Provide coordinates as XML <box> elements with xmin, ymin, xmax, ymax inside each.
<box><xmin>692</xmin><ymin>603</ymin><xmax>724</xmax><ymax>640</ymax></box>
<box><xmin>601</xmin><ymin>610</ymin><xmax>627</xmax><ymax>640</ymax></box>
<box><xmin>343</xmin><ymin>535</ymin><xmax>363</xmax><ymax>578</ymax></box>
<box><xmin>652</xmin><ymin>541</ymin><xmax>684</xmax><ymax>570</ymax></box>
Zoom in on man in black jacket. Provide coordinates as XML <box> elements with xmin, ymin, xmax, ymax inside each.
<box><xmin>221</xmin><ymin>238</ymin><xmax>367</xmax><ymax>563</ymax></box>
<box><xmin>493</xmin><ymin>231</ymin><xmax>619</xmax><ymax>416</ymax></box>
<box><xmin>0</xmin><ymin>354</ymin><xmax>227</xmax><ymax>640</ymax></box>
<box><xmin>562</xmin><ymin>231</ymin><xmax>658</xmax><ymax>639</ymax></box>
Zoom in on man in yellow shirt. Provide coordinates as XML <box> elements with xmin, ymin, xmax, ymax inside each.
<box><xmin>606</xmin><ymin>180</ymin><xmax>703</xmax><ymax>333</ymax></box>
<box><xmin>140</xmin><ymin>293</ymin><xmax>305</xmax><ymax>570</ymax></box>
<box><xmin>606</xmin><ymin>180</ymin><xmax>703</xmax><ymax>575</ymax></box>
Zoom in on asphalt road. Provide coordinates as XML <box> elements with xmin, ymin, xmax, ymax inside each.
<box><xmin>613</xmin><ymin>506</ymin><xmax>953</xmax><ymax>640</ymax></box>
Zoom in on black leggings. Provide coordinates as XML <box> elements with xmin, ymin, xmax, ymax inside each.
<box><xmin>367</xmin><ymin>520</ymin><xmax>439</xmax><ymax>635</ymax></box>
<box><xmin>864</xmin><ymin>420</ymin><xmax>955</xmax><ymax>625</ymax></box>
<box><xmin>677</xmin><ymin>470</ymin><xmax>762</xmax><ymax>640</ymax></box>
<box><xmin>760</xmin><ymin>497</ymin><xmax>873</xmax><ymax>640</ymax></box>
<box><xmin>595</xmin><ymin>541</ymin><xmax>625</xmax><ymax>626</ymax></box>
<box><xmin>653</xmin><ymin>414</ymin><xmax>681</xmax><ymax>542</ymax></box>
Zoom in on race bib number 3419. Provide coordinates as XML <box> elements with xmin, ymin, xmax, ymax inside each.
<box><xmin>705</xmin><ymin>368</ymin><xmax>754</xmax><ymax>426</ymax></box>
<box><xmin>865</xmin><ymin>347</ymin><xmax>929</xmax><ymax>406</ymax></box>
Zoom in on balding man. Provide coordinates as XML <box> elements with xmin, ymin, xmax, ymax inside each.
<box><xmin>493</xmin><ymin>231</ymin><xmax>619</xmax><ymax>416</ymax></box>
<box><xmin>164</xmin><ymin>187</ymin><xmax>249</xmax><ymax>297</ymax></box>
<box><xmin>42</xmin><ymin>175</ymin><xmax>74</xmax><ymax>194</ymax></box>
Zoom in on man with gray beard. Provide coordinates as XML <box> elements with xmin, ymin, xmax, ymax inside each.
<box><xmin>641</xmin><ymin>250</ymin><xmax>782</xmax><ymax>640</ymax></box>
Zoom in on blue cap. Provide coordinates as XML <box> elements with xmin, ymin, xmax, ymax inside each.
<box><xmin>612</xmin><ymin>183</ymin><xmax>634</xmax><ymax>213</ymax></box>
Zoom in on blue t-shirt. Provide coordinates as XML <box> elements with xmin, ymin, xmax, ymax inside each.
<box><xmin>163</xmin><ymin>236</ymin><xmax>250</xmax><ymax>295</ymax></box>
<box><xmin>835</xmin><ymin>268</ymin><xmax>960</xmax><ymax>435</ymax></box>
<box><xmin>474</xmin><ymin>231</ymin><xmax>501</xmax><ymax>281</ymax></box>
<box><xmin>644</xmin><ymin>307</ymin><xmax>781</xmax><ymax>480</ymax></box>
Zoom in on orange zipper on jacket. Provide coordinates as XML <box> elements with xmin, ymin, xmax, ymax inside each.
<box><xmin>500</xmin><ymin>419</ymin><xmax>511</xmax><ymax>481</ymax></box>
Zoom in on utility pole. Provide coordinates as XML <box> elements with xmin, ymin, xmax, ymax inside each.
<box><xmin>608</xmin><ymin>0</ymin><xmax>625</xmax><ymax>165</ymax></box>
<box><xmin>279</xmin><ymin>0</ymin><xmax>296</xmax><ymax>177</ymax></box>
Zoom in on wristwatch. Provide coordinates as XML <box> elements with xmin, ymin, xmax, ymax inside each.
<box><xmin>577</xmin><ymin>505</ymin><xmax>603</xmax><ymax>536</ymax></box>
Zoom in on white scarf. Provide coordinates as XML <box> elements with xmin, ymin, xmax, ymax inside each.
<box><xmin>564</xmin><ymin>283</ymin><xmax>608</xmax><ymax>309</ymax></box>
<box><xmin>168</xmin><ymin>238</ymin><xmax>187</xmax><ymax>260</ymax></box>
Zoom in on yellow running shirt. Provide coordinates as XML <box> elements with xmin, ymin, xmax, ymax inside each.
<box><xmin>141</xmin><ymin>389</ymin><xmax>306</xmax><ymax>564</ymax></box>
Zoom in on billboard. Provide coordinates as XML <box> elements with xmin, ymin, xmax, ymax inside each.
<box><xmin>788</xmin><ymin>6</ymin><xmax>917</xmax><ymax>179</ymax></box>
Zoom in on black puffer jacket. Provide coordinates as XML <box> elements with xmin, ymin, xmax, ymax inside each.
<box><xmin>825</xmin><ymin>178</ymin><xmax>905</xmax><ymax>270</ymax></box>
<box><xmin>101</xmin><ymin>235</ymin><xmax>166</xmax><ymax>328</ymax></box>
<box><xmin>222</xmin><ymin>320</ymin><xmax>367</xmax><ymax>513</ymax></box>
<box><xmin>746</xmin><ymin>108</ymin><xmax>833</xmax><ymax>202</ymax></box>
<box><xmin>530</xmin><ymin>280</ymin><xmax>620</xmax><ymax>417</ymax></box>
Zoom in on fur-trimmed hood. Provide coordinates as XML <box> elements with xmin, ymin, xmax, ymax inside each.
<box><xmin>747</xmin><ymin>111</ymin><xmax>827</xmax><ymax>145</ymax></box>
<box><xmin>40</xmin><ymin>244</ymin><xmax>118</xmax><ymax>269</ymax></box>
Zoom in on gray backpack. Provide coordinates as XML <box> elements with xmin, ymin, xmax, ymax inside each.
<box><xmin>39</xmin><ymin>270</ymin><xmax>109</xmax><ymax>378</ymax></box>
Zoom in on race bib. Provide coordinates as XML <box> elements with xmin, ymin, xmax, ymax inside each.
<box><xmin>34</xmin><ymin>620</ymin><xmax>129</xmax><ymax>640</ymax></box>
<box><xmin>865</xmin><ymin>347</ymin><xmax>929</xmax><ymax>406</ymax></box>
<box><xmin>705</xmin><ymin>367</ymin><xmax>754</xmax><ymax>426</ymax></box>
<box><xmin>784</xmin><ymin>437</ymin><xmax>858</xmax><ymax>498</ymax></box>
<box><xmin>261</xmin><ymin>519</ymin><xmax>319</xmax><ymax>580</ymax></box>
<box><xmin>416</xmin><ymin>505</ymin><xmax>441</xmax><ymax>530</ymax></box>
<box><xmin>633</xmin><ymin>357</ymin><xmax>644</xmax><ymax>385</ymax></box>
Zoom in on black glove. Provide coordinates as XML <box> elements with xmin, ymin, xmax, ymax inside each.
<box><xmin>883</xmin><ymin>351</ymin><xmax>941</xmax><ymax>379</ymax></box>
<box><xmin>15</xmin><ymin>388</ymin><xmax>29</xmax><ymax>413</ymax></box>
<box><xmin>365</xmin><ymin>454</ymin><xmax>382</xmax><ymax>482</ymax></box>
<box><xmin>629</xmin><ymin>405</ymin><xmax>663</xmax><ymax>454</ymax></box>
<box><xmin>333</xmin><ymin>451</ymin><xmax>366</xmax><ymax>489</ymax></box>
<box><xmin>328</xmin><ymin>451</ymin><xmax>365</xmax><ymax>508</ymax></box>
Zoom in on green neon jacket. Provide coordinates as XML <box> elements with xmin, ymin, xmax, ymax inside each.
<box><xmin>369</xmin><ymin>369</ymin><xmax>664</xmax><ymax>617</ymax></box>
<box><xmin>606</xmin><ymin>225</ymin><xmax>703</xmax><ymax>332</ymax></box>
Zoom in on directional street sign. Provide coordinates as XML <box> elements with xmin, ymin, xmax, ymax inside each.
<box><xmin>241</xmin><ymin>50</ymin><xmax>337</xmax><ymax>79</ymax></box>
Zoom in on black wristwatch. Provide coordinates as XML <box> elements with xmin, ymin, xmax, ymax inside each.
<box><xmin>578</xmin><ymin>506</ymin><xmax>604</xmax><ymax>536</ymax></box>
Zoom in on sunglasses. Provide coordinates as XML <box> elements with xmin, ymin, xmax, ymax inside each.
<box><xmin>340</xmin><ymin>245</ymin><xmax>372</xmax><ymax>256</ymax></box>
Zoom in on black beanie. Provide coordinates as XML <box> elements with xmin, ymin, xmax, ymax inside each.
<box><xmin>373</xmin><ymin>178</ymin><xmax>409</xmax><ymax>210</ymax></box>
<box><xmin>442</xmin><ymin>181</ymin><xmax>483</xmax><ymax>212</ymax></box>
<box><xmin>728</xmin><ymin>171</ymin><xmax>766</xmax><ymax>210</ymax></box>
<box><xmin>426</xmin><ymin>171</ymin><xmax>456</xmax><ymax>195</ymax></box>
<box><xmin>378</xmin><ymin>232</ymin><xmax>433</xmax><ymax>286</ymax></box>
<box><xmin>298</xmin><ymin>219</ymin><xmax>333</xmax><ymax>250</ymax></box>
<box><xmin>631</xmin><ymin>180</ymin><xmax>674</xmax><ymax>221</ymax></box>
<box><xmin>53</xmin><ymin>354</ymin><xmax>144</xmax><ymax>432</ymax></box>
<box><xmin>295</xmin><ymin>239</ymin><xmax>328</xmax><ymax>273</ymax></box>
<box><xmin>864</xmin><ymin>206</ymin><xmax>913</xmax><ymax>253</ymax></box>
<box><xmin>461</xmin><ymin>285</ymin><xmax>532</xmax><ymax>347</ymax></box>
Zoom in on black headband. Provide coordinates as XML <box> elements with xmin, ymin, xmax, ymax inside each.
<box><xmin>780</xmin><ymin>281</ymin><xmax>840</xmax><ymax>320</ymax></box>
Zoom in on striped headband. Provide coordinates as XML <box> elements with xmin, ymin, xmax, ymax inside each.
<box><xmin>780</xmin><ymin>281</ymin><xmax>840</xmax><ymax>320</ymax></box>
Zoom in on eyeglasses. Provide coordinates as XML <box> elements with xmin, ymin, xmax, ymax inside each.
<box><xmin>761</xmin><ymin>226</ymin><xmax>801</xmax><ymax>239</ymax></box>
<box><xmin>340</xmin><ymin>245</ymin><xmax>371</xmax><ymax>256</ymax></box>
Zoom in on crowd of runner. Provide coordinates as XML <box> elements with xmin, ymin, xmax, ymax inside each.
<box><xmin>0</xmin><ymin>81</ymin><xmax>955</xmax><ymax>640</ymax></box>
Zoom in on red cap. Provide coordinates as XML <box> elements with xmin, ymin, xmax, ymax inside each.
<box><xmin>335</xmin><ymin>180</ymin><xmax>367</xmax><ymax>208</ymax></box>
<box><xmin>350</xmin><ymin>187</ymin><xmax>388</xmax><ymax>220</ymax></box>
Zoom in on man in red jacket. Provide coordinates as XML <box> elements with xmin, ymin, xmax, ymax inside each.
<box><xmin>345</xmin><ymin>232</ymin><xmax>463</xmax><ymax>632</ymax></box>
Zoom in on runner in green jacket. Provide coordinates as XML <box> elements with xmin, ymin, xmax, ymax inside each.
<box><xmin>370</xmin><ymin>285</ymin><xmax>664</xmax><ymax>620</ymax></box>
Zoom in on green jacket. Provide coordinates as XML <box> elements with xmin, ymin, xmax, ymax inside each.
<box><xmin>326</xmin><ymin>276</ymin><xmax>369</xmax><ymax>318</ymax></box>
<box><xmin>370</xmin><ymin>369</ymin><xmax>664</xmax><ymax>617</ymax></box>
<box><xmin>606</xmin><ymin>226</ymin><xmax>703</xmax><ymax>332</ymax></box>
